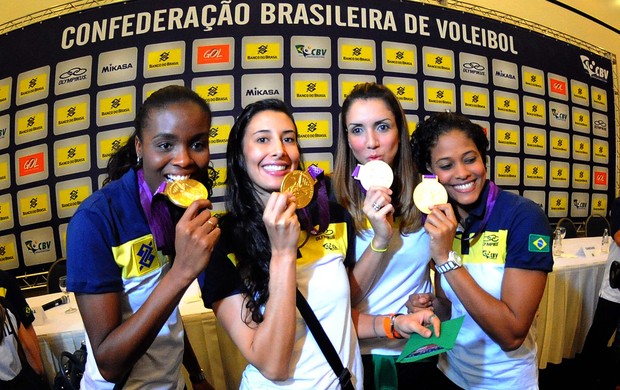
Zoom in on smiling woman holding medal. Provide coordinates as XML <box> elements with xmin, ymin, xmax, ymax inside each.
<box><xmin>66</xmin><ymin>85</ymin><xmax>218</xmax><ymax>389</ymax></box>
<box><xmin>409</xmin><ymin>112</ymin><xmax>554</xmax><ymax>390</ymax></box>
<box><xmin>199</xmin><ymin>99</ymin><xmax>439</xmax><ymax>390</ymax></box>
<box><xmin>333</xmin><ymin>82</ymin><xmax>436</xmax><ymax>390</ymax></box>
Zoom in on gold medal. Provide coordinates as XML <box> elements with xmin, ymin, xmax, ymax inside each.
<box><xmin>280</xmin><ymin>170</ymin><xmax>315</xmax><ymax>209</ymax></box>
<box><xmin>413</xmin><ymin>175</ymin><xmax>448</xmax><ymax>214</ymax></box>
<box><xmin>355</xmin><ymin>160</ymin><xmax>394</xmax><ymax>190</ymax></box>
<box><xmin>165</xmin><ymin>179</ymin><xmax>209</xmax><ymax>208</ymax></box>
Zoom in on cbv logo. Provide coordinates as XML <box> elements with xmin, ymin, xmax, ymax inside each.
<box><xmin>573</xmin><ymin>199</ymin><xmax>587</xmax><ymax>209</ymax></box>
<box><xmin>25</xmin><ymin>240</ymin><xmax>52</xmax><ymax>253</ymax></box>
<box><xmin>580</xmin><ymin>55</ymin><xmax>609</xmax><ymax>82</ymax></box>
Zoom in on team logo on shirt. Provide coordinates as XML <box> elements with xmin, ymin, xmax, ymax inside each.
<box><xmin>117</xmin><ymin>235</ymin><xmax>162</xmax><ymax>277</ymax></box>
<box><xmin>528</xmin><ymin>234</ymin><xmax>550</xmax><ymax>252</ymax></box>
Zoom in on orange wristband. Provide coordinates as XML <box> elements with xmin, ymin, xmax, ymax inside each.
<box><xmin>383</xmin><ymin>315</ymin><xmax>393</xmax><ymax>339</ymax></box>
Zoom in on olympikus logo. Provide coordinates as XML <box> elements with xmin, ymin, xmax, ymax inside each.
<box><xmin>19</xmin><ymin>152</ymin><xmax>45</xmax><ymax>176</ymax></box>
<box><xmin>550</xmin><ymin>79</ymin><xmax>566</xmax><ymax>95</ymax></box>
<box><xmin>197</xmin><ymin>45</ymin><xmax>229</xmax><ymax>64</ymax></box>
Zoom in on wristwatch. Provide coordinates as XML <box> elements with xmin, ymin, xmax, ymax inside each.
<box><xmin>435</xmin><ymin>251</ymin><xmax>463</xmax><ymax>274</ymax></box>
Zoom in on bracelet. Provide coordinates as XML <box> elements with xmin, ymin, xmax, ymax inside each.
<box><xmin>189</xmin><ymin>369</ymin><xmax>206</xmax><ymax>383</ymax></box>
<box><xmin>391</xmin><ymin>313</ymin><xmax>404</xmax><ymax>339</ymax></box>
<box><xmin>372</xmin><ymin>315</ymin><xmax>381</xmax><ymax>338</ymax></box>
<box><xmin>370</xmin><ymin>241</ymin><xmax>388</xmax><ymax>253</ymax></box>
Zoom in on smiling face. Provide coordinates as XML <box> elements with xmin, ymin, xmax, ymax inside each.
<box><xmin>241</xmin><ymin>110</ymin><xmax>300</xmax><ymax>204</ymax></box>
<box><xmin>428</xmin><ymin>129</ymin><xmax>487</xmax><ymax>216</ymax></box>
<box><xmin>135</xmin><ymin>101</ymin><xmax>211</xmax><ymax>193</ymax></box>
<box><xmin>345</xmin><ymin>98</ymin><xmax>400</xmax><ymax>167</ymax></box>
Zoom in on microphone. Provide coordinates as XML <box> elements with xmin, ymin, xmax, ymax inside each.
<box><xmin>42</xmin><ymin>295</ymin><xmax>69</xmax><ymax>311</ymax></box>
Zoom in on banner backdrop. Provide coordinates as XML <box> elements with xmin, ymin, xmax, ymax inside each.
<box><xmin>0</xmin><ymin>0</ymin><xmax>615</xmax><ymax>273</ymax></box>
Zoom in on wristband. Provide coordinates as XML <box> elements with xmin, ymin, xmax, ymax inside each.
<box><xmin>370</xmin><ymin>241</ymin><xmax>388</xmax><ymax>253</ymax></box>
<box><xmin>383</xmin><ymin>315</ymin><xmax>393</xmax><ymax>338</ymax></box>
<box><xmin>189</xmin><ymin>369</ymin><xmax>206</xmax><ymax>383</ymax></box>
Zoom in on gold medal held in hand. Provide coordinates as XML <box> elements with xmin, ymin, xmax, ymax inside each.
<box><xmin>413</xmin><ymin>175</ymin><xmax>448</xmax><ymax>214</ymax></box>
<box><xmin>165</xmin><ymin>179</ymin><xmax>209</xmax><ymax>208</ymax></box>
<box><xmin>280</xmin><ymin>170</ymin><xmax>315</xmax><ymax>209</ymax></box>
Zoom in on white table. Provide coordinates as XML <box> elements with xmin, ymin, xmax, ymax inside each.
<box><xmin>27</xmin><ymin>283</ymin><xmax>247</xmax><ymax>389</ymax></box>
<box><xmin>536</xmin><ymin>236</ymin><xmax>609</xmax><ymax>369</ymax></box>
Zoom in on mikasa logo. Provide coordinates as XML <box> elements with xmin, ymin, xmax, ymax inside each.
<box><xmin>102</xmin><ymin>63</ymin><xmax>133</xmax><ymax>73</ymax></box>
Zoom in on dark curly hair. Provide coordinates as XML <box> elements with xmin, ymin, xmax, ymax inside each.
<box><xmin>332</xmin><ymin>82</ymin><xmax>422</xmax><ymax>235</ymax></box>
<box><xmin>410</xmin><ymin>112</ymin><xmax>489</xmax><ymax>174</ymax></box>
<box><xmin>221</xmin><ymin>99</ymin><xmax>307</xmax><ymax>325</ymax></box>
<box><xmin>103</xmin><ymin>85</ymin><xmax>215</xmax><ymax>194</ymax></box>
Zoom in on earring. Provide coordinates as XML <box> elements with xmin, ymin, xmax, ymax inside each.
<box><xmin>136</xmin><ymin>156</ymin><xmax>142</xmax><ymax>166</ymax></box>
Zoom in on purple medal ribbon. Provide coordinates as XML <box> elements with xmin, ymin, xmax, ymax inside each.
<box><xmin>300</xmin><ymin>164</ymin><xmax>329</xmax><ymax>236</ymax></box>
<box><xmin>137</xmin><ymin>169</ymin><xmax>175</xmax><ymax>252</ymax></box>
<box><xmin>351</xmin><ymin>164</ymin><xmax>367</xmax><ymax>195</ymax></box>
<box><xmin>459</xmin><ymin>181</ymin><xmax>499</xmax><ymax>252</ymax></box>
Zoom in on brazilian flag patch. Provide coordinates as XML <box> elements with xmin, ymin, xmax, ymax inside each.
<box><xmin>529</xmin><ymin>234</ymin><xmax>550</xmax><ymax>252</ymax></box>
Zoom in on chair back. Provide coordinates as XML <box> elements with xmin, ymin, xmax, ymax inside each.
<box><xmin>584</xmin><ymin>214</ymin><xmax>610</xmax><ymax>237</ymax></box>
<box><xmin>556</xmin><ymin>218</ymin><xmax>578</xmax><ymax>239</ymax></box>
<box><xmin>47</xmin><ymin>258</ymin><xmax>67</xmax><ymax>294</ymax></box>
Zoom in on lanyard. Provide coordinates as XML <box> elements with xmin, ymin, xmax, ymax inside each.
<box><xmin>458</xmin><ymin>181</ymin><xmax>499</xmax><ymax>254</ymax></box>
<box><xmin>137</xmin><ymin>169</ymin><xmax>175</xmax><ymax>252</ymax></box>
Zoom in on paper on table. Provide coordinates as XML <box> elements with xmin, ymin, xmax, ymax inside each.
<box><xmin>396</xmin><ymin>315</ymin><xmax>464</xmax><ymax>364</ymax></box>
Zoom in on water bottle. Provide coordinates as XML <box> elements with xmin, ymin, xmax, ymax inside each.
<box><xmin>601</xmin><ymin>228</ymin><xmax>609</xmax><ymax>254</ymax></box>
<box><xmin>553</xmin><ymin>229</ymin><xmax>562</xmax><ymax>256</ymax></box>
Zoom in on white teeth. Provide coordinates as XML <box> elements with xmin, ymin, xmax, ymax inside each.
<box><xmin>166</xmin><ymin>175</ymin><xmax>190</xmax><ymax>182</ymax></box>
<box><xmin>454</xmin><ymin>182</ymin><xmax>474</xmax><ymax>191</ymax></box>
<box><xmin>263</xmin><ymin>165</ymin><xmax>287</xmax><ymax>172</ymax></box>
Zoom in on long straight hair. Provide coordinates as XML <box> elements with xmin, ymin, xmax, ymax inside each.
<box><xmin>333</xmin><ymin>82</ymin><xmax>422</xmax><ymax>234</ymax></box>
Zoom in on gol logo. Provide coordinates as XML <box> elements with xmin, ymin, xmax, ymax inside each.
<box><xmin>550</xmin><ymin>79</ymin><xmax>566</xmax><ymax>95</ymax></box>
<box><xmin>594</xmin><ymin>171</ymin><xmax>607</xmax><ymax>185</ymax></box>
<box><xmin>197</xmin><ymin>45</ymin><xmax>229</xmax><ymax>65</ymax></box>
<box><xmin>19</xmin><ymin>152</ymin><xmax>45</xmax><ymax>176</ymax></box>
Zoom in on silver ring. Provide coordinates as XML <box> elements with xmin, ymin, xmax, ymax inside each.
<box><xmin>426</xmin><ymin>314</ymin><xmax>438</xmax><ymax>324</ymax></box>
<box><xmin>372</xmin><ymin>202</ymin><xmax>382</xmax><ymax>211</ymax></box>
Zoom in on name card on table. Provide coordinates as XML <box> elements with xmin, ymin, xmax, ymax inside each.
<box><xmin>576</xmin><ymin>246</ymin><xmax>598</xmax><ymax>257</ymax></box>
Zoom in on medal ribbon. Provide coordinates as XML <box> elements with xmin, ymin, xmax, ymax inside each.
<box><xmin>459</xmin><ymin>181</ymin><xmax>499</xmax><ymax>253</ymax></box>
<box><xmin>351</xmin><ymin>164</ymin><xmax>367</xmax><ymax>195</ymax></box>
<box><xmin>300</xmin><ymin>164</ymin><xmax>329</xmax><ymax>236</ymax></box>
<box><xmin>137</xmin><ymin>169</ymin><xmax>175</xmax><ymax>252</ymax></box>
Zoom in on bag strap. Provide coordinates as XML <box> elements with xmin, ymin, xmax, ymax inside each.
<box><xmin>60</xmin><ymin>351</ymin><xmax>82</xmax><ymax>390</ymax></box>
<box><xmin>295</xmin><ymin>288</ymin><xmax>355</xmax><ymax>390</ymax></box>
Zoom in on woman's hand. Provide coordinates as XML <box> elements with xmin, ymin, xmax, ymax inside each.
<box><xmin>424</xmin><ymin>203</ymin><xmax>458</xmax><ymax>264</ymax></box>
<box><xmin>263</xmin><ymin>192</ymin><xmax>300</xmax><ymax>260</ymax></box>
<box><xmin>173</xmin><ymin>198</ymin><xmax>220</xmax><ymax>282</ymax></box>
<box><xmin>406</xmin><ymin>292</ymin><xmax>436</xmax><ymax>313</ymax></box>
<box><xmin>393</xmin><ymin>309</ymin><xmax>441</xmax><ymax>339</ymax></box>
<box><xmin>362</xmin><ymin>186</ymin><xmax>394</xmax><ymax>248</ymax></box>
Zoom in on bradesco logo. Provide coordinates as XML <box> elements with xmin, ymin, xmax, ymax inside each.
<box><xmin>197</xmin><ymin>44</ymin><xmax>230</xmax><ymax>65</ymax></box>
<box><xmin>19</xmin><ymin>152</ymin><xmax>45</xmax><ymax>176</ymax></box>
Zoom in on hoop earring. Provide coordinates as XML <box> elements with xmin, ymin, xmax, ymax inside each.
<box><xmin>136</xmin><ymin>156</ymin><xmax>142</xmax><ymax>166</ymax></box>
